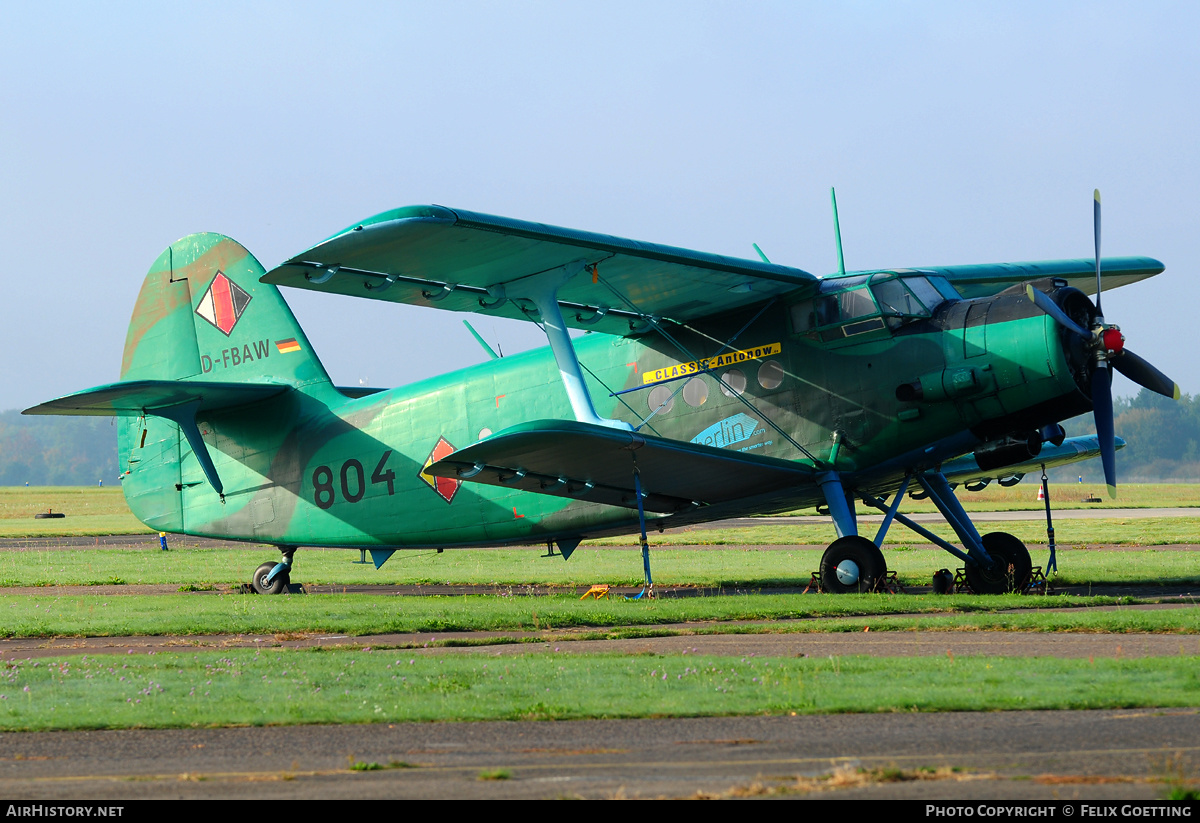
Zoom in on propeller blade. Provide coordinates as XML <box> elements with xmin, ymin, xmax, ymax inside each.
<box><xmin>1024</xmin><ymin>284</ymin><xmax>1091</xmax><ymax>338</ymax></box>
<box><xmin>1113</xmin><ymin>349</ymin><xmax>1182</xmax><ymax>400</ymax></box>
<box><xmin>1091</xmin><ymin>365</ymin><xmax>1116</xmax><ymax>498</ymax></box>
<box><xmin>1094</xmin><ymin>189</ymin><xmax>1103</xmax><ymax>317</ymax></box>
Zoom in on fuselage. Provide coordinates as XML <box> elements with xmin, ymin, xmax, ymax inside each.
<box><xmin>118</xmin><ymin>270</ymin><xmax>1086</xmax><ymax>549</ymax></box>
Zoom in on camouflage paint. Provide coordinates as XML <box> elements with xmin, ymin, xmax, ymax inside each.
<box><xmin>100</xmin><ymin>233</ymin><xmax>1094</xmax><ymax>553</ymax></box>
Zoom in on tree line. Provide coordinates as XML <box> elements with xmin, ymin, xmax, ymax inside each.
<box><xmin>1049</xmin><ymin>388</ymin><xmax>1200</xmax><ymax>483</ymax></box>
<box><xmin>0</xmin><ymin>411</ymin><xmax>118</xmax><ymax>486</ymax></box>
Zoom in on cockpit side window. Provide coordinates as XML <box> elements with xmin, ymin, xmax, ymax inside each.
<box><xmin>838</xmin><ymin>287</ymin><xmax>877</xmax><ymax>320</ymax></box>
<box><xmin>868</xmin><ymin>274</ymin><xmax>950</xmax><ymax>330</ymax></box>
<box><xmin>903</xmin><ymin>276</ymin><xmax>947</xmax><ymax>312</ymax></box>
<box><xmin>872</xmin><ymin>278</ymin><xmax>924</xmax><ymax>316</ymax></box>
<box><xmin>789</xmin><ymin>286</ymin><xmax>884</xmax><ymax>340</ymax></box>
<box><xmin>791</xmin><ymin>300</ymin><xmax>820</xmax><ymax>333</ymax></box>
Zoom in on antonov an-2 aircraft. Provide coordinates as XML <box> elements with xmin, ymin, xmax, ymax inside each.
<box><xmin>26</xmin><ymin>192</ymin><xmax>1178</xmax><ymax>595</ymax></box>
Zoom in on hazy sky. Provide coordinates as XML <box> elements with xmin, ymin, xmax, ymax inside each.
<box><xmin>3</xmin><ymin>1</ymin><xmax>1197</xmax><ymax>413</ymax></box>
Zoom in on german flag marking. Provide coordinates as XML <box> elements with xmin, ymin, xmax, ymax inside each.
<box><xmin>275</xmin><ymin>338</ymin><xmax>301</xmax><ymax>354</ymax></box>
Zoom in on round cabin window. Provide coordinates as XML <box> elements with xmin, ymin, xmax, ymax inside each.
<box><xmin>720</xmin><ymin>368</ymin><xmax>747</xmax><ymax>397</ymax></box>
<box><xmin>758</xmin><ymin>360</ymin><xmax>784</xmax><ymax>390</ymax></box>
<box><xmin>647</xmin><ymin>384</ymin><xmax>675</xmax><ymax>415</ymax></box>
<box><xmin>682</xmin><ymin>377</ymin><xmax>708</xmax><ymax>407</ymax></box>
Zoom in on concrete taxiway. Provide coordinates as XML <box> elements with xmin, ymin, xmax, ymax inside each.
<box><xmin>1</xmin><ymin>710</ymin><xmax>1197</xmax><ymax>800</ymax></box>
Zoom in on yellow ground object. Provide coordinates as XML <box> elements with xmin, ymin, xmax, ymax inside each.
<box><xmin>580</xmin><ymin>584</ymin><xmax>610</xmax><ymax>600</ymax></box>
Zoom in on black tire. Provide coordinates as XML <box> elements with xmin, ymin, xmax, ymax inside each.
<box><xmin>965</xmin><ymin>532</ymin><xmax>1032</xmax><ymax>594</ymax></box>
<box><xmin>33</xmin><ymin>512</ymin><xmax>66</xmax><ymax>519</ymax></box>
<box><xmin>251</xmin><ymin>561</ymin><xmax>289</xmax><ymax>595</ymax></box>
<box><xmin>819</xmin><ymin>536</ymin><xmax>887</xmax><ymax>594</ymax></box>
<box><xmin>932</xmin><ymin>568</ymin><xmax>955</xmax><ymax>594</ymax></box>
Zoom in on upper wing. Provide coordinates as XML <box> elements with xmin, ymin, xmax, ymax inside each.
<box><xmin>425</xmin><ymin>418</ymin><xmax>815</xmax><ymax>514</ymax></box>
<box><xmin>261</xmin><ymin>205</ymin><xmax>818</xmax><ymax>336</ymax></box>
<box><xmin>917</xmin><ymin>258</ymin><xmax>1164</xmax><ymax>300</ymax></box>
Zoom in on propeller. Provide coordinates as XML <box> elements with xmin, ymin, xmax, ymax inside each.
<box><xmin>1112</xmin><ymin>349</ymin><xmax>1179</xmax><ymax>400</ymax></box>
<box><xmin>1091</xmin><ymin>364</ymin><xmax>1116</xmax><ymax>497</ymax></box>
<box><xmin>1025</xmin><ymin>189</ymin><xmax>1180</xmax><ymax>498</ymax></box>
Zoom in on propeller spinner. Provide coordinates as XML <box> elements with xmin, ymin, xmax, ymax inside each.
<box><xmin>1025</xmin><ymin>190</ymin><xmax>1180</xmax><ymax>498</ymax></box>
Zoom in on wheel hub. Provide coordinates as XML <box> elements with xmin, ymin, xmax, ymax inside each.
<box><xmin>834</xmin><ymin>559</ymin><xmax>860</xmax><ymax>585</ymax></box>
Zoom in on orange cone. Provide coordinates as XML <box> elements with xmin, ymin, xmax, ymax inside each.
<box><xmin>1037</xmin><ymin>485</ymin><xmax>1045</xmax><ymax>501</ymax></box>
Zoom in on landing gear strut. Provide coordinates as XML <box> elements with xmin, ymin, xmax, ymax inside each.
<box><xmin>815</xmin><ymin>472</ymin><xmax>889</xmax><ymax>594</ymax></box>
<box><xmin>251</xmin><ymin>547</ymin><xmax>294</xmax><ymax>594</ymax></box>
<box><xmin>859</xmin><ymin>471</ymin><xmax>1033</xmax><ymax>595</ymax></box>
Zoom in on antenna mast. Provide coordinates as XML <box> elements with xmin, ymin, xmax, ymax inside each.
<box><xmin>831</xmin><ymin>187</ymin><xmax>846</xmax><ymax>275</ymax></box>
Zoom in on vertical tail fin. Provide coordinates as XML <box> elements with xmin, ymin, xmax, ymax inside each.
<box><xmin>28</xmin><ymin>232</ymin><xmax>336</xmax><ymax>530</ymax></box>
<box><xmin>122</xmin><ymin>232</ymin><xmax>332</xmax><ymax>389</ymax></box>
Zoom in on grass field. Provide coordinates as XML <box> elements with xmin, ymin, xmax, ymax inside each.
<box><xmin>1</xmin><ymin>484</ymin><xmax>1198</xmax><ymax>539</ymax></box>
<box><xmin>2</xmin><ymin>485</ymin><xmax>1198</xmax><ymax>732</ymax></box>
<box><xmin>1</xmin><ymin>592</ymin><xmax>1199</xmax><ymax>638</ymax></box>
<box><xmin>0</xmin><ymin>542</ymin><xmax>1197</xmax><ymax>589</ymax></box>
<box><xmin>0</xmin><ymin>648</ymin><xmax>1197</xmax><ymax>731</ymax></box>
<box><xmin>0</xmin><ymin>487</ymin><xmax>147</xmax><ymax>537</ymax></box>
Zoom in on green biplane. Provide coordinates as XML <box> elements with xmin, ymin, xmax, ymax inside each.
<box><xmin>26</xmin><ymin>192</ymin><xmax>1179</xmax><ymax>594</ymax></box>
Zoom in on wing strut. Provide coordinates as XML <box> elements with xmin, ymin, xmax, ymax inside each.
<box><xmin>512</xmin><ymin>261</ymin><xmax>632</xmax><ymax>431</ymax></box>
<box><xmin>627</xmin><ymin>464</ymin><xmax>655</xmax><ymax>600</ymax></box>
<box><xmin>154</xmin><ymin>401</ymin><xmax>226</xmax><ymax>500</ymax></box>
<box><xmin>1039</xmin><ymin>464</ymin><xmax>1057</xmax><ymax>573</ymax></box>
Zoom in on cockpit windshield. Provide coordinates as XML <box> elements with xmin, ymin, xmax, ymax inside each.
<box><xmin>789</xmin><ymin>273</ymin><xmax>952</xmax><ymax>340</ymax></box>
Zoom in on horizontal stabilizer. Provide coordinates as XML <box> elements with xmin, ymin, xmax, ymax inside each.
<box><xmin>426</xmin><ymin>419</ymin><xmax>815</xmax><ymax>513</ymax></box>
<box><xmin>23</xmin><ymin>380</ymin><xmax>289</xmax><ymax>417</ymax></box>
<box><xmin>940</xmin><ymin>435</ymin><xmax>1124</xmax><ymax>486</ymax></box>
<box><xmin>262</xmin><ymin>205</ymin><xmax>818</xmax><ymax>337</ymax></box>
<box><xmin>24</xmin><ymin>380</ymin><xmax>290</xmax><ymax>497</ymax></box>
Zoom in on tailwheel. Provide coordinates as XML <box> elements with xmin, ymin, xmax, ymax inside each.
<box><xmin>251</xmin><ymin>561</ymin><xmax>290</xmax><ymax>595</ymax></box>
<box><xmin>965</xmin><ymin>532</ymin><xmax>1031</xmax><ymax>594</ymax></box>
<box><xmin>819</xmin><ymin>535</ymin><xmax>887</xmax><ymax>593</ymax></box>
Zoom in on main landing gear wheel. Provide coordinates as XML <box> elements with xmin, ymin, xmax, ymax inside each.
<box><xmin>819</xmin><ymin>536</ymin><xmax>887</xmax><ymax>594</ymax></box>
<box><xmin>965</xmin><ymin>532</ymin><xmax>1032</xmax><ymax>594</ymax></box>
<box><xmin>251</xmin><ymin>561</ymin><xmax>289</xmax><ymax>595</ymax></box>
